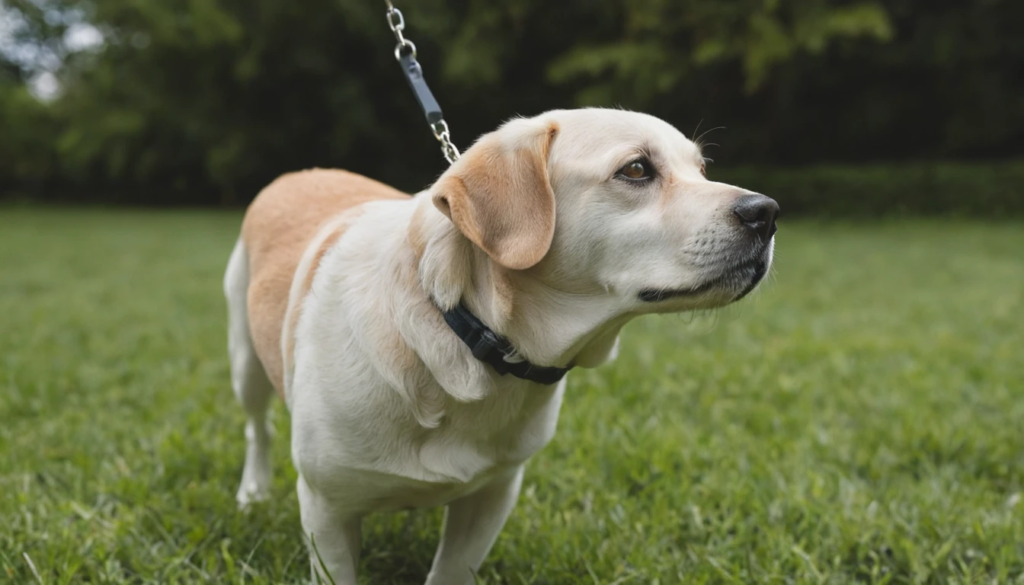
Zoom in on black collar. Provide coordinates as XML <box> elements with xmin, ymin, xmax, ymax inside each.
<box><xmin>440</xmin><ymin>302</ymin><xmax>572</xmax><ymax>385</ymax></box>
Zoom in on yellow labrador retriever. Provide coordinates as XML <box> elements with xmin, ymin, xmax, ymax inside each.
<box><xmin>224</xmin><ymin>108</ymin><xmax>778</xmax><ymax>583</ymax></box>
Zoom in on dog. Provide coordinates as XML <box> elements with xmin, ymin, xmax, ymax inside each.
<box><xmin>223</xmin><ymin>108</ymin><xmax>778</xmax><ymax>584</ymax></box>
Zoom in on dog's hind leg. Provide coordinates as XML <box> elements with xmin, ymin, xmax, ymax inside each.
<box><xmin>224</xmin><ymin>239</ymin><xmax>276</xmax><ymax>507</ymax></box>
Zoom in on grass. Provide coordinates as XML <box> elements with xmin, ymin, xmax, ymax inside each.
<box><xmin>1</xmin><ymin>207</ymin><xmax>1023</xmax><ymax>584</ymax></box>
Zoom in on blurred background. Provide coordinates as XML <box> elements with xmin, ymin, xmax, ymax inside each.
<box><xmin>1</xmin><ymin>0</ymin><xmax>1022</xmax><ymax>214</ymax></box>
<box><xmin>3</xmin><ymin>2</ymin><xmax>1024</xmax><ymax>582</ymax></box>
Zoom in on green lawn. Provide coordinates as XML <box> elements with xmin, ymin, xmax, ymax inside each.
<box><xmin>1</xmin><ymin>208</ymin><xmax>1022</xmax><ymax>584</ymax></box>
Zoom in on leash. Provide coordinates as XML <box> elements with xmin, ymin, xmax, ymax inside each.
<box><xmin>384</xmin><ymin>1</ymin><xmax>460</xmax><ymax>164</ymax></box>
<box><xmin>382</xmin><ymin>4</ymin><xmax>571</xmax><ymax>385</ymax></box>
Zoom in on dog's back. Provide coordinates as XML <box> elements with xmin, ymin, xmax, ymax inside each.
<box><xmin>238</xmin><ymin>169</ymin><xmax>408</xmax><ymax>396</ymax></box>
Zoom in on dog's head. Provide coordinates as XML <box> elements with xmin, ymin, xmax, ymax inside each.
<box><xmin>429</xmin><ymin>108</ymin><xmax>777</xmax><ymax>317</ymax></box>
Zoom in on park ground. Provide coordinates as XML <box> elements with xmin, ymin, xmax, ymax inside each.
<box><xmin>1</xmin><ymin>208</ymin><xmax>1022</xmax><ymax>583</ymax></box>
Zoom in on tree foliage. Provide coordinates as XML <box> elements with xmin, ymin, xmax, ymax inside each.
<box><xmin>0</xmin><ymin>0</ymin><xmax>1021</xmax><ymax>204</ymax></box>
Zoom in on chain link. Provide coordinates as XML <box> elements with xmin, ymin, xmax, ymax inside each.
<box><xmin>385</xmin><ymin>5</ymin><xmax>416</xmax><ymax>60</ymax></box>
<box><xmin>384</xmin><ymin>1</ymin><xmax>460</xmax><ymax>164</ymax></box>
<box><xmin>431</xmin><ymin>120</ymin><xmax>461</xmax><ymax>164</ymax></box>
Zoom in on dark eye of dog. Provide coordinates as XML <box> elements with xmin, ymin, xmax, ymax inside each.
<box><xmin>616</xmin><ymin>159</ymin><xmax>653</xmax><ymax>182</ymax></box>
<box><xmin>700</xmin><ymin>156</ymin><xmax>712</xmax><ymax>176</ymax></box>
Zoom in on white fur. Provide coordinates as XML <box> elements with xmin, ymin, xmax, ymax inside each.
<box><xmin>224</xmin><ymin>108</ymin><xmax>776</xmax><ymax>584</ymax></box>
<box><xmin>224</xmin><ymin>240</ymin><xmax>276</xmax><ymax>506</ymax></box>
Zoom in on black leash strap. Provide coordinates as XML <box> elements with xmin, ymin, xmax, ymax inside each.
<box><xmin>385</xmin><ymin>2</ymin><xmax>460</xmax><ymax>163</ymax></box>
<box><xmin>398</xmin><ymin>52</ymin><xmax>444</xmax><ymax>126</ymax></box>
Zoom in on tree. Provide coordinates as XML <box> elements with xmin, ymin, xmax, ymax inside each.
<box><xmin>0</xmin><ymin>0</ymin><xmax>1020</xmax><ymax>203</ymax></box>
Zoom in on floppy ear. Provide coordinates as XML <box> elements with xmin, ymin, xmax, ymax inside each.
<box><xmin>432</xmin><ymin>118</ymin><xmax>558</xmax><ymax>270</ymax></box>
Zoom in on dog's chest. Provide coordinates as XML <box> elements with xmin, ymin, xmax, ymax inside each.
<box><xmin>418</xmin><ymin>383</ymin><xmax>564</xmax><ymax>480</ymax></box>
<box><xmin>291</xmin><ymin>374</ymin><xmax>564</xmax><ymax>510</ymax></box>
<box><xmin>365</xmin><ymin>387</ymin><xmax>563</xmax><ymax>510</ymax></box>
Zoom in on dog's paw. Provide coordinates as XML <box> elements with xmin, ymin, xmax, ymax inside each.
<box><xmin>236</xmin><ymin>481</ymin><xmax>271</xmax><ymax>510</ymax></box>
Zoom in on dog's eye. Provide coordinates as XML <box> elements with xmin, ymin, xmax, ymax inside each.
<box><xmin>700</xmin><ymin>157</ymin><xmax>713</xmax><ymax>177</ymax></box>
<box><xmin>616</xmin><ymin>159</ymin><xmax>653</xmax><ymax>182</ymax></box>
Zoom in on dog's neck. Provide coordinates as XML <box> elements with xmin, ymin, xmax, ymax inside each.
<box><xmin>412</xmin><ymin>194</ymin><xmax>629</xmax><ymax>373</ymax></box>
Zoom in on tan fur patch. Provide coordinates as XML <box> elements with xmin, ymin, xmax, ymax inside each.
<box><xmin>241</xmin><ymin>169</ymin><xmax>408</xmax><ymax>397</ymax></box>
<box><xmin>489</xmin><ymin>262</ymin><xmax>516</xmax><ymax>328</ymax></box>
<box><xmin>431</xmin><ymin>121</ymin><xmax>559</xmax><ymax>270</ymax></box>
<box><xmin>407</xmin><ymin>201</ymin><xmax>430</xmax><ymax>260</ymax></box>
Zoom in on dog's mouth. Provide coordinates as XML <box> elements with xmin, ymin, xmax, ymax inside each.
<box><xmin>638</xmin><ymin>256</ymin><xmax>770</xmax><ymax>304</ymax></box>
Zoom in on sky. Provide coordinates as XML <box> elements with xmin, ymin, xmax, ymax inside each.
<box><xmin>1</xmin><ymin>2</ymin><xmax>103</xmax><ymax>100</ymax></box>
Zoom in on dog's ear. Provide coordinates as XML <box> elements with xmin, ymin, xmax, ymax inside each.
<box><xmin>432</xmin><ymin>118</ymin><xmax>558</xmax><ymax>270</ymax></box>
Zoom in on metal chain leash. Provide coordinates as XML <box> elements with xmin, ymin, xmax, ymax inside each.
<box><xmin>431</xmin><ymin>120</ymin><xmax>460</xmax><ymax>166</ymax></box>
<box><xmin>384</xmin><ymin>1</ymin><xmax>415</xmax><ymax>60</ymax></box>
<box><xmin>385</xmin><ymin>1</ymin><xmax>461</xmax><ymax>164</ymax></box>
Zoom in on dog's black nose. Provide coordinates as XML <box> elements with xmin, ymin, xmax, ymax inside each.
<box><xmin>733</xmin><ymin>194</ymin><xmax>779</xmax><ymax>240</ymax></box>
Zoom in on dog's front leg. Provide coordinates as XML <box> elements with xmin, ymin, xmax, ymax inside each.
<box><xmin>298</xmin><ymin>474</ymin><xmax>362</xmax><ymax>584</ymax></box>
<box><xmin>425</xmin><ymin>465</ymin><xmax>525</xmax><ymax>585</ymax></box>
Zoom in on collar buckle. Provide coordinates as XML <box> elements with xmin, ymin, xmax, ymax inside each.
<box><xmin>466</xmin><ymin>328</ymin><xmax>511</xmax><ymax>375</ymax></box>
<box><xmin>438</xmin><ymin>301</ymin><xmax>572</xmax><ymax>385</ymax></box>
